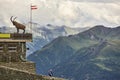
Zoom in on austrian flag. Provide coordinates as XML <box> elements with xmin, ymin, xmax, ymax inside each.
<box><xmin>31</xmin><ymin>5</ymin><xmax>37</xmax><ymax>10</ymax></box>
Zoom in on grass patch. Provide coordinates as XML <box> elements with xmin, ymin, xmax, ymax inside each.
<box><xmin>95</xmin><ymin>63</ymin><xmax>112</xmax><ymax>71</ymax></box>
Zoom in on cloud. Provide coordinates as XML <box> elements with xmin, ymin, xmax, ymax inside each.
<box><xmin>0</xmin><ymin>0</ymin><xmax>30</xmax><ymax>27</ymax></box>
<box><xmin>69</xmin><ymin>0</ymin><xmax>119</xmax><ymax>3</ymax></box>
<box><xmin>56</xmin><ymin>1</ymin><xmax>120</xmax><ymax>27</ymax></box>
<box><xmin>0</xmin><ymin>0</ymin><xmax>120</xmax><ymax>28</ymax></box>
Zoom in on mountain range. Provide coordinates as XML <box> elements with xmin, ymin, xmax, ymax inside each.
<box><xmin>0</xmin><ymin>24</ymin><xmax>89</xmax><ymax>56</ymax></box>
<box><xmin>26</xmin><ymin>24</ymin><xmax>90</xmax><ymax>56</ymax></box>
<box><xmin>28</xmin><ymin>25</ymin><xmax>120</xmax><ymax>80</ymax></box>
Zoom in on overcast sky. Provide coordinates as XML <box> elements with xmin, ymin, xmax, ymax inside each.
<box><xmin>0</xmin><ymin>0</ymin><xmax>120</xmax><ymax>28</ymax></box>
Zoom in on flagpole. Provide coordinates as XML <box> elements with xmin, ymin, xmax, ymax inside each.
<box><xmin>30</xmin><ymin>4</ymin><xmax>37</xmax><ymax>33</ymax></box>
<box><xmin>30</xmin><ymin>3</ymin><xmax>32</xmax><ymax>33</ymax></box>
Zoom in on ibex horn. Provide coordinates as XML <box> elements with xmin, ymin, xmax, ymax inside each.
<box><xmin>10</xmin><ymin>16</ymin><xmax>13</xmax><ymax>22</ymax></box>
<box><xmin>13</xmin><ymin>17</ymin><xmax>17</xmax><ymax>21</ymax></box>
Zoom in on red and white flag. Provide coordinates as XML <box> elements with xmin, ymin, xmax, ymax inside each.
<box><xmin>31</xmin><ymin>5</ymin><xmax>37</xmax><ymax>10</ymax></box>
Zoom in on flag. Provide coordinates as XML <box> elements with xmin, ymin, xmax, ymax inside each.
<box><xmin>31</xmin><ymin>5</ymin><xmax>37</xmax><ymax>10</ymax></box>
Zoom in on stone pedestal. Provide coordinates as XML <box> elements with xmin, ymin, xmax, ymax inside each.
<box><xmin>0</xmin><ymin>33</ymin><xmax>32</xmax><ymax>62</ymax></box>
<box><xmin>0</xmin><ymin>33</ymin><xmax>35</xmax><ymax>73</ymax></box>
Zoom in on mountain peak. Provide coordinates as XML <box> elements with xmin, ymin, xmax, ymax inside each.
<box><xmin>94</xmin><ymin>25</ymin><xmax>105</xmax><ymax>28</ymax></box>
<box><xmin>90</xmin><ymin>25</ymin><xmax>110</xmax><ymax>30</ymax></box>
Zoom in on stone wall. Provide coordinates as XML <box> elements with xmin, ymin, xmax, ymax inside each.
<box><xmin>0</xmin><ymin>42</ymin><xmax>26</xmax><ymax>62</ymax></box>
<box><xmin>0</xmin><ymin>62</ymin><xmax>36</xmax><ymax>73</ymax></box>
<box><xmin>0</xmin><ymin>66</ymin><xmax>64</xmax><ymax>80</ymax></box>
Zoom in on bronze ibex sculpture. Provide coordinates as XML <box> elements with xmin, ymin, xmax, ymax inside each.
<box><xmin>10</xmin><ymin>16</ymin><xmax>26</xmax><ymax>33</ymax></box>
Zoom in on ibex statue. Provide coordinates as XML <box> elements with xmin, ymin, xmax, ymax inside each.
<box><xmin>10</xmin><ymin>16</ymin><xmax>26</xmax><ymax>33</ymax></box>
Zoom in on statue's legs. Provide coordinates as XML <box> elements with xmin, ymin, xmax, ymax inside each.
<box><xmin>17</xmin><ymin>29</ymin><xmax>19</xmax><ymax>33</ymax></box>
<box><xmin>23</xmin><ymin>29</ymin><xmax>25</xmax><ymax>34</ymax></box>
